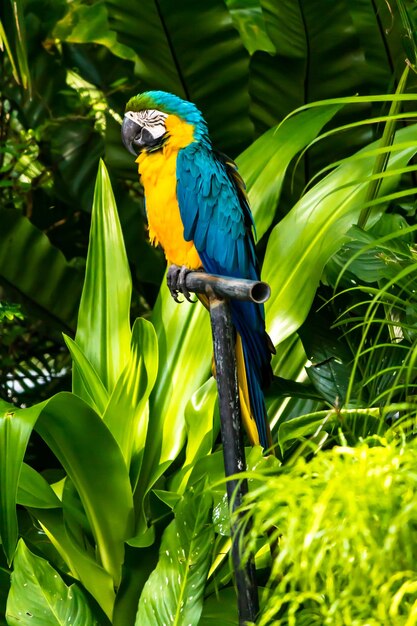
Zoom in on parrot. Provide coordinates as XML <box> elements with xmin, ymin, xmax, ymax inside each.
<box><xmin>121</xmin><ymin>91</ymin><xmax>274</xmax><ymax>449</ymax></box>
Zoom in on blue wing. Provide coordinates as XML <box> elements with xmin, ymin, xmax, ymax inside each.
<box><xmin>176</xmin><ymin>143</ymin><xmax>273</xmax><ymax>448</ymax></box>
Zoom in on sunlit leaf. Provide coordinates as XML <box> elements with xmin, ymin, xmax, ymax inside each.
<box><xmin>17</xmin><ymin>464</ymin><xmax>61</xmax><ymax>509</ymax></box>
<box><xmin>54</xmin><ymin>2</ymin><xmax>138</xmax><ymax>62</ymax></box>
<box><xmin>237</xmin><ymin>102</ymin><xmax>343</xmax><ymax>238</ymax></box>
<box><xmin>0</xmin><ymin>399</ymin><xmax>44</xmax><ymax>564</ymax></box>
<box><xmin>6</xmin><ymin>540</ymin><xmax>99</xmax><ymax>626</ymax></box>
<box><xmin>28</xmin><ymin>507</ymin><xmax>115</xmax><ymax>620</ymax></box>
<box><xmin>263</xmin><ymin>124</ymin><xmax>417</xmax><ymax>346</ymax></box>
<box><xmin>74</xmin><ymin>160</ymin><xmax>132</xmax><ymax>396</ymax></box>
<box><xmin>170</xmin><ymin>378</ymin><xmax>218</xmax><ymax>494</ymax></box>
<box><xmin>103</xmin><ymin>317</ymin><xmax>158</xmax><ymax>476</ymax></box>
<box><xmin>34</xmin><ymin>392</ymin><xmax>134</xmax><ymax>586</ymax></box>
<box><xmin>63</xmin><ymin>334</ymin><xmax>109</xmax><ymax>415</ymax></box>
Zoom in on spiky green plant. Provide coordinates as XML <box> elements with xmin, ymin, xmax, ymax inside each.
<box><xmin>240</xmin><ymin>438</ymin><xmax>417</xmax><ymax>625</ymax></box>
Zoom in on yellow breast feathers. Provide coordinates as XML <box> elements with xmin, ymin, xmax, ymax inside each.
<box><xmin>136</xmin><ymin>115</ymin><xmax>201</xmax><ymax>269</ymax></box>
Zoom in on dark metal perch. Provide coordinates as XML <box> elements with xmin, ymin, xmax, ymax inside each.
<box><xmin>183</xmin><ymin>271</ymin><xmax>270</xmax><ymax>625</ymax></box>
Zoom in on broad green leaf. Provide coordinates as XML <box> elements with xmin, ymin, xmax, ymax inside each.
<box><xmin>277</xmin><ymin>410</ymin><xmax>338</xmax><ymax>454</ymax></box>
<box><xmin>54</xmin><ymin>2</ymin><xmax>138</xmax><ymax>62</ymax></box>
<box><xmin>298</xmin><ymin>309</ymin><xmax>354</xmax><ymax>407</ymax></box>
<box><xmin>170</xmin><ymin>378</ymin><xmax>218</xmax><ymax>494</ymax></box>
<box><xmin>225</xmin><ymin>0</ymin><xmax>276</xmax><ymax>55</ymax></box>
<box><xmin>135</xmin><ymin>480</ymin><xmax>214</xmax><ymax>626</ymax></box>
<box><xmin>0</xmin><ymin>400</ymin><xmax>44</xmax><ymax>564</ymax></box>
<box><xmin>263</xmin><ymin>124</ymin><xmax>417</xmax><ymax>346</ymax></box>
<box><xmin>6</xmin><ymin>540</ymin><xmax>99</xmax><ymax>626</ymax></box>
<box><xmin>248</xmin><ymin>0</ymin><xmax>307</xmax><ymax>133</ymax></box>
<box><xmin>103</xmin><ymin>317</ymin><xmax>158</xmax><ymax>474</ymax></box>
<box><xmin>63</xmin><ymin>334</ymin><xmax>109</xmax><ymax>415</ymax></box>
<box><xmin>0</xmin><ymin>210</ymin><xmax>82</xmax><ymax>330</ymax></box>
<box><xmin>106</xmin><ymin>0</ymin><xmax>253</xmax><ymax>155</ymax></box>
<box><xmin>74</xmin><ymin>160</ymin><xmax>132</xmax><ymax>396</ymax></box>
<box><xmin>237</xmin><ymin>103</ymin><xmax>343</xmax><ymax>239</ymax></box>
<box><xmin>17</xmin><ymin>464</ymin><xmax>61</xmax><ymax>509</ymax></box>
<box><xmin>35</xmin><ymin>392</ymin><xmax>134</xmax><ymax>586</ymax></box>
<box><xmin>29</xmin><ymin>507</ymin><xmax>115</xmax><ymax>620</ymax></box>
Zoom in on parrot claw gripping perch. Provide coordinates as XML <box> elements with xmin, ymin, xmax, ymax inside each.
<box><xmin>167</xmin><ymin>264</ymin><xmax>197</xmax><ymax>303</ymax></box>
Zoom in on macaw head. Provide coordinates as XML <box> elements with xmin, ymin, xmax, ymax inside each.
<box><xmin>121</xmin><ymin>91</ymin><xmax>209</xmax><ymax>156</ymax></box>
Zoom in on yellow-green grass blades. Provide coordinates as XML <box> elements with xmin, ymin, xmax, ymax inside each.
<box><xmin>239</xmin><ymin>440</ymin><xmax>417</xmax><ymax>624</ymax></box>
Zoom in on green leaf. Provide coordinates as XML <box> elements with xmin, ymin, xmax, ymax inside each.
<box><xmin>247</xmin><ymin>0</ymin><xmax>307</xmax><ymax>132</ymax></box>
<box><xmin>28</xmin><ymin>507</ymin><xmax>115</xmax><ymax>620</ymax></box>
<box><xmin>266</xmin><ymin>376</ymin><xmax>322</xmax><ymax>402</ymax></box>
<box><xmin>17</xmin><ymin>464</ymin><xmax>61</xmax><ymax>509</ymax></box>
<box><xmin>34</xmin><ymin>392</ymin><xmax>134</xmax><ymax>587</ymax></box>
<box><xmin>298</xmin><ymin>310</ymin><xmax>354</xmax><ymax>407</ymax></box>
<box><xmin>63</xmin><ymin>334</ymin><xmax>109</xmax><ymax>415</ymax></box>
<box><xmin>103</xmin><ymin>317</ymin><xmax>158</xmax><ymax>475</ymax></box>
<box><xmin>106</xmin><ymin>0</ymin><xmax>252</xmax><ymax>155</ymax></box>
<box><xmin>54</xmin><ymin>2</ymin><xmax>138</xmax><ymax>62</ymax></box>
<box><xmin>237</xmin><ymin>101</ymin><xmax>343</xmax><ymax>239</ymax></box>
<box><xmin>6</xmin><ymin>540</ymin><xmax>99</xmax><ymax>626</ymax></box>
<box><xmin>263</xmin><ymin>124</ymin><xmax>417</xmax><ymax>347</ymax></box>
<box><xmin>200</xmin><ymin>588</ymin><xmax>239</xmax><ymax>625</ymax></box>
<box><xmin>135</xmin><ymin>480</ymin><xmax>214</xmax><ymax>626</ymax></box>
<box><xmin>0</xmin><ymin>401</ymin><xmax>43</xmax><ymax>564</ymax></box>
<box><xmin>225</xmin><ymin>0</ymin><xmax>276</xmax><ymax>55</ymax></box>
<box><xmin>358</xmin><ymin>65</ymin><xmax>410</xmax><ymax>228</ymax></box>
<box><xmin>170</xmin><ymin>378</ymin><xmax>218</xmax><ymax>494</ymax></box>
<box><xmin>0</xmin><ymin>210</ymin><xmax>82</xmax><ymax>330</ymax></box>
<box><xmin>134</xmin><ymin>287</ymin><xmax>212</xmax><ymax>536</ymax></box>
<box><xmin>0</xmin><ymin>565</ymin><xmax>10</xmax><ymax>626</ymax></box>
<box><xmin>74</xmin><ymin>160</ymin><xmax>132</xmax><ymax>396</ymax></box>
<box><xmin>277</xmin><ymin>409</ymin><xmax>338</xmax><ymax>453</ymax></box>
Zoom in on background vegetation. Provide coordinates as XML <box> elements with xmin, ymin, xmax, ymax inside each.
<box><xmin>1</xmin><ymin>0</ymin><xmax>417</xmax><ymax>624</ymax></box>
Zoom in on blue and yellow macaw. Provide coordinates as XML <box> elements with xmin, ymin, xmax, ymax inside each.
<box><xmin>121</xmin><ymin>91</ymin><xmax>274</xmax><ymax>449</ymax></box>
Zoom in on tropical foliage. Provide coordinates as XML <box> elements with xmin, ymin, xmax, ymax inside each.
<box><xmin>1</xmin><ymin>0</ymin><xmax>417</xmax><ymax>624</ymax></box>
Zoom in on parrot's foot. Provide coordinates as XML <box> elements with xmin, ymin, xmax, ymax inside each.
<box><xmin>167</xmin><ymin>264</ymin><xmax>196</xmax><ymax>303</ymax></box>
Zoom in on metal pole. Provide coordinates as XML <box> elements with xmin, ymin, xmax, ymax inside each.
<box><xmin>207</xmin><ymin>289</ymin><xmax>259</xmax><ymax>625</ymax></box>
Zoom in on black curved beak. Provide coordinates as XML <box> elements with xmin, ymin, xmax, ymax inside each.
<box><xmin>121</xmin><ymin>116</ymin><xmax>143</xmax><ymax>156</ymax></box>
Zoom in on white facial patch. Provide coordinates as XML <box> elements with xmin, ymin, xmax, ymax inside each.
<box><xmin>125</xmin><ymin>109</ymin><xmax>168</xmax><ymax>140</ymax></box>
